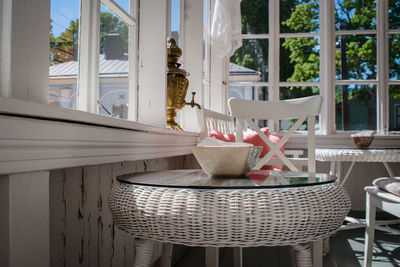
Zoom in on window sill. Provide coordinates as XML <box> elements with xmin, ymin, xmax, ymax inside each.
<box><xmin>1</xmin><ymin>98</ymin><xmax>400</xmax><ymax>174</ymax></box>
<box><xmin>286</xmin><ymin>133</ymin><xmax>400</xmax><ymax>149</ymax></box>
<box><xmin>0</xmin><ymin>98</ymin><xmax>199</xmax><ymax>174</ymax></box>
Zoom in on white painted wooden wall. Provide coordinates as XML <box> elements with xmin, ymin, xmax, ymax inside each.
<box><xmin>49</xmin><ymin>156</ymin><xmax>199</xmax><ymax>267</ymax></box>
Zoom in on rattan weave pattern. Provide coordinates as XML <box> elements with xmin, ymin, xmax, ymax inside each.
<box><xmin>109</xmin><ymin>182</ymin><xmax>350</xmax><ymax>247</ymax></box>
<box><xmin>315</xmin><ymin>148</ymin><xmax>400</xmax><ymax>162</ymax></box>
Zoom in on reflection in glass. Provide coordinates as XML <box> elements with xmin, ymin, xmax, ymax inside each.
<box><xmin>280</xmin><ymin>37</ymin><xmax>320</xmax><ymax>82</ymax></box>
<box><xmin>49</xmin><ymin>0</ymin><xmax>80</xmax><ymax>109</ymax></box>
<box><xmin>389</xmin><ymin>34</ymin><xmax>400</xmax><ymax>80</ymax></box>
<box><xmin>280</xmin><ymin>0</ymin><xmax>319</xmax><ymax>34</ymax></box>
<box><xmin>171</xmin><ymin>0</ymin><xmax>180</xmax><ymax>45</ymax></box>
<box><xmin>114</xmin><ymin>0</ymin><xmax>129</xmax><ymax>13</ymax></box>
<box><xmin>231</xmin><ymin>39</ymin><xmax>269</xmax><ymax>82</ymax></box>
<box><xmin>335</xmin><ymin>34</ymin><xmax>376</xmax><ymax>80</ymax></box>
<box><xmin>229</xmin><ymin>85</ymin><xmax>260</xmax><ymax>101</ymax></box>
<box><xmin>279</xmin><ymin>87</ymin><xmax>320</xmax><ymax>131</ymax></box>
<box><xmin>280</xmin><ymin>86</ymin><xmax>319</xmax><ymax>100</ymax></box>
<box><xmin>389</xmin><ymin>0</ymin><xmax>400</xmax><ymax>29</ymax></box>
<box><xmin>335</xmin><ymin>0</ymin><xmax>376</xmax><ymax>30</ymax></box>
<box><xmin>240</xmin><ymin>0</ymin><xmax>268</xmax><ymax>34</ymax></box>
<box><xmin>336</xmin><ymin>85</ymin><xmax>376</xmax><ymax>131</ymax></box>
<box><xmin>389</xmin><ymin>85</ymin><xmax>400</xmax><ymax>131</ymax></box>
<box><xmin>98</xmin><ymin>5</ymin><xmax>130</xmax><ymax>119</ymax></box>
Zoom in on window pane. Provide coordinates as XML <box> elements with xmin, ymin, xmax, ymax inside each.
<box><xmin>389</xmin><ymin>0</ymin><xmax>400</xmax><ymax>29</ymax></box>
<box><xmin>389</xmin><ymin>34</ymin><xmax>400</xmax><ymax>80</ymax></box>
<box><xmin>280</xmin><ymin>37</ymin><xmax>320</xmax><ymax>82</ymax></box>
<box><xmin>280</xmin><ymin>0</ymin><xmax>320</xmax><ymax>34</ymax></box>
<box><xmin>389</xmin><ymin>85</ymin><xmax>400</xmax><ymax>131</ymax></box>
<box><xmin>98</xmin><ymin>5</ymin><xmax>130</xmax><ymax>119</ymax></box>
<box><xmin>171</xmin><ymin>0</ymin><xmax>180</xmax><ymax>44</ymax></box>
<box><xmin>335</xmin><ymin>0</ymin><xmax>376</xmax><ymax>31</ymax></box>
<box><xmin>114</xmin><ymin>0</ymin><xmax>130</xmax><ymax>13</ymax></box>
<box><xmin>229</xmin><ymin>85</ymin><xmax>265</xmax><ymax>101</ymax></box>
<box><xmin>230</xmin><ymin>39</ymin><xmax>268</xmax><ymax>82</ymax></box>
<box><xmin>279</xmin><ymin>86</ymin><xmax>320</xmax><ymax>131</ymax></box>
<box><xmin>241</xmin><ymin>0</ymin><xmax>268</xmax><ymax>34</ymax></box>
<box><xmin>335</xmin><ymin>85</ymin><xmax>376</xmax><ymax>131</ymax></box>
<box><xmin>228</xmin><ymin>87</ymin><xmax>268</xmax><ymax>128</ymax></box>
<box><xmin>335</xmin><ymin>34</ymin><xmax>376</xmax><ymax>80</ymax></box>
<box><xmin>49</xmin><ymin>0</ymin><xmax>80</xmax><ymax>109</ymax></box>
<box><xmin>280</xmin><ymin>86</ymin><xmax>319</xmax><ymax>100</ymax></box>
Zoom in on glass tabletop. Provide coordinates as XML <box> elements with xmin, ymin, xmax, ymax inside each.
<box><xmin>116</xmin><ymin>169</ymin><xmax>336</xmax><ymax>189</ymax></box>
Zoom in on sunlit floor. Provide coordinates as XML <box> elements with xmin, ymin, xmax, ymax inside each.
<box><xmin>167</xmin><ymin>227</ymin><xmax>400</xmax><ymax>267</ymax></box>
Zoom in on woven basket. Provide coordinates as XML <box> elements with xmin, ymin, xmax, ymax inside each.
<box><xmin>352</xmin><ymin>136</ymin><xmax>374</xmax><ymax>148</ymax></box>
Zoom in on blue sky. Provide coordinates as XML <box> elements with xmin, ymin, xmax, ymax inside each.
<box><xmin>51</xmin><ymin>0</ymin><xmax>180</xmax><ymax>37</ymax></box>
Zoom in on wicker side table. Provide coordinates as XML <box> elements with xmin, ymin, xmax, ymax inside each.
<box><xmin>109</xmin><ymin>169</ymin><xmax>350</xmax><ymax>267</ymax></box>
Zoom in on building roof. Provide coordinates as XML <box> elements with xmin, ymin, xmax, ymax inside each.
<box><xmin>229</xmin><ymin>63</ymin><xmax>261</xmax><ymax>76</ymax></box>
<box><xmin>49</xmin><ymin>55</ymin><xmax>260</xmax><ymax>79</ymax></box>
<box><xmin>49</xmin><ymin>54</ymin><xmax>129</xmax><ymax>79</ymax></box>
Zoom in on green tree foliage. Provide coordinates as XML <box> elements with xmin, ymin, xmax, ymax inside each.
<box><xmin>50</xmin><ymin>12</ymin><xmax>129</xmax><ymax>65</ymax></box>
<box><xmin>50</xmin><ymin>19</ymin><xmax>79</xmax><ymax>65</ymax></box>
<box><xmin>231</xmin><ymin>0</ymin><xmax>400</xmax><ymax>129</ymax></box>
<box><xmin>99</xmin><ymin>12</ymin><xmax>129</xmax><ymax>54</ymax></box>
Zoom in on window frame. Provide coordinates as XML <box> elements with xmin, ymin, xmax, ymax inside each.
<box><xmin>225</xmin><ymin>0</ymin><xmax>400</xmax><ymax>136</ymax></box>
<box><xmin>77</xmin><ymin>0</ymin><xmax>138</xmax><ymax>120</ymax></box>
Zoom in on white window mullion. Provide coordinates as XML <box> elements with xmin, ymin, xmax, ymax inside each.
<box><xmin>320</xmin><ymin>0</ymin><xmax>337</xmax><ymax>135</ymax></box>
<box><xmin>138</xmin><ymin>0</ymin><xmax>168</xmax><ymax>127</ymax></box>
<box><xmin>269</xmin><ymin>0</ymin><xmax>280</xmax><ymax>131</ymax></box>
<box><xmin>101</xmin><ymin>0</ymin><xmax>136</xmax><ymax>26</ymax></box>
<box><xmin>377</xmin><ymin>0</ymin><xmax>389</xmax><ymax>134</ymax></box>
<box><xmin>181</xmin><ymin>0</ymin><xmax>204</xmax><ymax>131</ymax></box>
<box><xmin>5</xmin><ymin>0</ymin><xmax>49</xmax><ymax>103</ymax></box>
<box><xmin>78</xmin><ymin>0</ymin><xmax>100</xmax><ymax>113</ymax></box>
<box><xmin>128</xmin><ymin>0</ymin><xmax>138</xmax><ymax>121</ymax></box>
<box><xmin>0</xmin><ymin>0</ymin><xmax>12</xmax><ymax>98</ymax></box>
<box><xmin>203</xmin><ymin>0</ymin><xmax>212</xmax><ymax>109</ymax></box>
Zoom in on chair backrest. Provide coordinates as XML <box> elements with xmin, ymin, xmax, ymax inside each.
<box><xmin>197</xmin><ymin>107</ymin><xmax>235</xmax><ymax>139</ymax></box>
<box><xmin>228</xmin><ymin>95</ymin><xmax>322</xmax><ymax>172</ymax></box>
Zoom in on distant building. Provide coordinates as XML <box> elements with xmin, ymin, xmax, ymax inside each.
<box><xmin>228</xmin><ymin>63</ymin><xmax>262</xmax><ymax>100</ymax></box>
<box><xmin>49</xmin><ymin>36</ymin><xmax>263</xmax><ymax>118</ymax></box>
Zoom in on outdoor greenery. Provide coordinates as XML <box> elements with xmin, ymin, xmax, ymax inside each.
<box><xmin>231</xmin><ymin>0</ymin><xmax>400</xmax><ymax>130</ymax></box>
<box><xmin>50</xmin><ymin>12</ymin><xmax>128</xmax><ymax>65</ymax></box>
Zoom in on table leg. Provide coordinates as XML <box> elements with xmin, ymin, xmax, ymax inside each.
<box><xmin>133</xmin><ymin>239</ymin><xmax>156</xmax><ymax>267</ymax></box>
<box><xmin>329</xmin><ymin>161</ymin><xmax>336</xmax><ymax>177</ymax></box>
<box><xmin>323</xmin><ymin>237</ymin><xmax>330</xmax><ymax>255</ymax></box>
<box><xmin>293</xmin><ymin>243</ymin><xmax>312</xmax><ymax>267</ymax></box>
<box><xmin>336</xmin><ymin>161</ymin><xmax>342</xmax><ymax>184</ymax></box>
<box><xmin>233</xmin><ymin>247</ymin><xmax>242</xmax><ymax>267</ymax></box>
<box><xmin>383</xmin><ymin>162</ymin><xmax>395</xmax><ymax>178</ymax></box>
<box><xmin>340</xmin><ymin>161</ymin><xmax>355</xmax><ymax>186</ymax></box>
<box><xmin>206</xmin><ymin>247</ymin><xmax>219</xmax><ymax>267</ymax></box>
<box><xmin>160</xmin><ymin>243</ymin><xmax>173</xmax><ymax>267</ymax></box>
<box><xmin>312</xmin><ymin>239</ymin><xmax>323</xmax><ymax>267</ymax></box>
<box><xmin>364</xmin><ymin>193</ymin><xmax>376</xmax><ymax>267</ymax></box>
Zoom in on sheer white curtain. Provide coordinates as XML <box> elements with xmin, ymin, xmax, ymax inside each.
<box><xmin>211</xmin><ymin>0</ymin><xmax>242</xmax><ymax>57</ymax></box>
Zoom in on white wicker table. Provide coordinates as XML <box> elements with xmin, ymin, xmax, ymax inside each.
<box><xmin>109</xmin><ymin>169</ymin><xmax>350</xmax><ymax>267</ymax></box>
<box><xmin>315</xmin><ymin>148</ymin><xmax>400</xmax><ymax>186</ymax></box>
<box><xmin>315</xmin><ymin>148</ymin><xmax>400</xmax><ymax>233</ymax></box>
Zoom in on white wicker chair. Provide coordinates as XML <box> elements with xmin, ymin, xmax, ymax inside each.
<box><xmin>364</xmin><ymin>179</ymin><xmax>400</xmax><ymax>267</ymax></box>
<box><xmin>228</xmin><ymin>95</ymin><xmax>330</xmax><ymax>266</ymax></box>
<box><xmin>196</xmin><ymin>107</ymin><xmax>305</xmax><ymax>161</ymax></box>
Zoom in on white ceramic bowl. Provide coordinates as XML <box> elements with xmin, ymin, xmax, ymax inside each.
<box><xmin>192</xmin><ymin>146</ymin><xmax>262</xmax><ymax>177</ymax></box>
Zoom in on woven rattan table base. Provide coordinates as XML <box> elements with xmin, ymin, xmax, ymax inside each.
<box><xmin>109</xmin><ymin>182</ymin><xmax>350</xmax><ymax>248</ymax></box>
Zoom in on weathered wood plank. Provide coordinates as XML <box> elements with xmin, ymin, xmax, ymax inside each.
<box><xmin>65</xmin><ymin>167</ymin><xmax>84</xmax><ymax>267</ymax></box>
<box><xmin>111</xmin><ymin>162</ymin><xmax>128</xmax><ymax>267</ymax></box>
<box><xmin>50</xmin><ymin>169</ymin><xmax>66</xmax><ymax>267</ymax></box>
<box><xmin>98</xmin><ymin>163</ymin><xmax>113</xmax><ymax>267</ymax></box>
<box><xmin>83</xmin><ymin>165</ymin><xmax>100</xmax><ymax>267</ymax></box>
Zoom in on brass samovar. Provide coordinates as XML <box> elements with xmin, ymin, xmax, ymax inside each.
<box><xmin>166</xmin><ymin>38</ymin><xmax>200</xmax><ymax>130</ymax></box>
